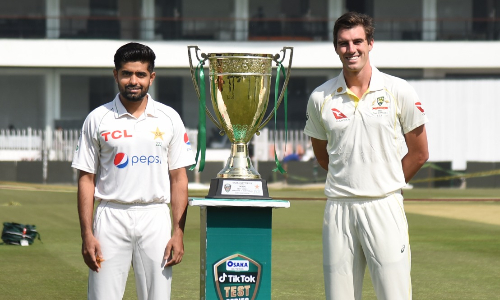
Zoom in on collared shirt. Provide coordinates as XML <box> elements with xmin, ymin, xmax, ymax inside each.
<box><xmin>304</xmin><ymin>67</ymin><xmax>428</xmax><ymax>198</ymax></box>
<box><xmin>72</xmin><ymin>94</ymin><xmax>195</xmax><ymax>204</ymax></box>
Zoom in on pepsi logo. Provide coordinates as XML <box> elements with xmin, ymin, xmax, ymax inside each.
<box><xmin>184</xmin><ymin>132</ymin><xmax>191</xmax><ymax>145</ymax></box>
<box><xmin>114</xmin><ymin>153</ymin><xmax>129</xmax><ymax>168</ymax></box>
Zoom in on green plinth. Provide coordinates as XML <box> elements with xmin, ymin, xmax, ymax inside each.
<box><xmin>189</xmin><ymin>198</ymin><xmax>290</xmax><ymax>300</ymax></box>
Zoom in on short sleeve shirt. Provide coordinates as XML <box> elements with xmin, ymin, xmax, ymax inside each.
<box><xmin>72</xmin><ymin>94</ymin><xmax>195</xmax><ymax>204</ymax></box>
<box><xmin>304</xmin><ymin>67</ymin><xmax>428</xmax><ymax>198</ymax></box>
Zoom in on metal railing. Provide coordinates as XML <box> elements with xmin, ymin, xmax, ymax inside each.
<box><xmin>1</xmin><ymin>15</ymin><xmax>500</xmax><ymax>41</ymax></box>
<box><xmin>269</xmin><ymin>128</ymin><xmax>311</xmax><ymax>159</ymax></box>
<box><xmin>0</xmin><ymin>128</ymin><xmax>312</xmax><ymax>162</ymax></box>
<box><xmin>0</xmin><ymin>128</ymin><xmax>79</xmax><ymax>162</ymax></box>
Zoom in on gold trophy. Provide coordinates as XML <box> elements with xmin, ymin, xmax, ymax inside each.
<box><xmin>188</xmin><ymin>46</ymin><xmax>293</xmax><ymax>199</ymax></box>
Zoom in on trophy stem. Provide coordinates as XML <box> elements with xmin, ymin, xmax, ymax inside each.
<box><xmin>217</xmin><ymin>143</ymin><xmax>260</xmax><ymax>179</ymax></box>
<box><xmin>207</xmin><ymin>142</ymin><xmax>270</xmax><ymax>199</ymax></box>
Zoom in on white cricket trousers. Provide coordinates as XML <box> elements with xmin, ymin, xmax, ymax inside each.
<box><xmin>88</xmin><ymin>201</ymin><xmax>172</xmax><ymax>300</ymax></box>
<box><xmin>323</xmin><ymin>193</ymin><xmax>411</xmax><ymax>300</ymax></box>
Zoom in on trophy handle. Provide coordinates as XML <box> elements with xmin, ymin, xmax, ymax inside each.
<box><xmin>257</xmin><ymin>46</ymin><xmax>294</xmax><ymax>131</ymax></box>
<box><xmin>187</xmin><ymin>45</ymin><xmax>223</xmax><ymax>130</ymax></box>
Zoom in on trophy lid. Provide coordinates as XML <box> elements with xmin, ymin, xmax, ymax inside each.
<box><xmin>208</xmin><ymin>53</ymin><xmax>274</xmax><ymax>59</ymax></box>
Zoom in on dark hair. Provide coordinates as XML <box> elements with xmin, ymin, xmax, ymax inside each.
<box><xmin>333</xmin><ymin>12</ymin><xmax>375</xmax><ymax>49</ymax></box>
<box><xmin>114</xmin><ymin>42</ymin><xmax>156</xmax><ymax>73</ymax></box>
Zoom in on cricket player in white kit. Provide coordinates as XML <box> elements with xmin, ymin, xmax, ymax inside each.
<box><xmin>72</xmin><ymin>42</ymin><xmax>195</xmax><ymax>300</ymax></box>
<box><xmin>304</xmin><ymin>12</ymin><xmax>429</xmax><ymax>300</ymax></box>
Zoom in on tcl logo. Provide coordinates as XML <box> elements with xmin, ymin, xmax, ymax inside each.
<box><xmin>102</xmin><ymin>130</ymin><xmax>132</xmax><ymax>141</ymax></box>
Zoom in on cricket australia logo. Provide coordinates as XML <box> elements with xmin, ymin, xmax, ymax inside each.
<box><xmin>372</xmin><ymin>96</ymin><xmax>389</xmax><ymax>115</ymax></box>
<box><xmin>224</xmin><ymin>184</ymin><xmax>232</xmax><ymax>193</ymax></box>
<box><xmin>372</xmin><ymin>96</ymin><xmax>389</xmax><ymax>107</ymax></box>
<box><xmin>377</xmin><ymin>96</ymin><xmax>385</xmax><ymax>106</ymax></box>
<box><xmin>214</xmin><ymin>254</ymin><xmax>262</xmax><ymax>300</ymax></box>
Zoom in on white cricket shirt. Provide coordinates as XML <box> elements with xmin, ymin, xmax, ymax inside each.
<box><xmin>304</xmin><ymin>67</ymin><xmax>428</xmax><ymax>198</ymax></box>
<box><xmin>72</xmin><ymin>94</ymin><xmax>195</xmax><ymax>204</ymax></box>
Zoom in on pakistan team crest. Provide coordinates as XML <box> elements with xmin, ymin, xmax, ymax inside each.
<box><xmin>213</xmin><ymin>254</ymin><xmax>262</xmax><ymax>300</ymax></box>
<box><xmin>224</xmin><ymin>183</ymin><xmax>232</xmax><ymax>193</ymax></box>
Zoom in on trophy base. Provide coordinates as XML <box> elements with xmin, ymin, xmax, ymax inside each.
<box><xmin>206</xmin><ymin>178</ymin><xmax>271</xmax><ymax>200</ymax></box>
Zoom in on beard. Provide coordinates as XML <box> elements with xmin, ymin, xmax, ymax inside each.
<box><xmin>119</xmin><ymin>84</ymin><xmax>149</xmax><ymax>102</ymax></box>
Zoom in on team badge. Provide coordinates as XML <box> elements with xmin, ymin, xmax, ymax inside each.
<box><xmin>372</xmin><ymin>97</ymin><xmax>390</xmax><ymax>107</ymax></box>
<box><xmin>224</xmin><ymin>184</ymin><xmax>231</xmax><ymax>193</ymax></box>
<box><xmin>372</xmin><ymin>96</ymin><xmax>389</xmax><ymax>116</ymax></box>
<box><xmin>213</xmin><ymin>254</ymin><xmax>262</xmax><ymax>300</ymax></box>
<box><xmin>151</xmin><ymin>127</ymin><xmax>165</xmax><ymax>140</ymax></box>
<box><xmin>377</xmin><ymin>97</ymin><xmax>385</xmax><ymax>106</ymax></box>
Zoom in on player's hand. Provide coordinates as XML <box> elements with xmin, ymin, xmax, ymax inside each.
<box><xmin>163</xmin><ymin>232</ymin><xmax>184</xmax><ymax>267</ymax></box>
<box><xmin>81</xmin><ymin>235</ymin><xmax>103</xmax><ymax>272</ymax></box>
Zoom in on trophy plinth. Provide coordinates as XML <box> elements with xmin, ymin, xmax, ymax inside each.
<box><xmin>206</xmin><ymin>178</ymin><xmax>271</xmax><ymax>199</ymax></box>
<box><xmin>188</xmin><ymin>47</ymin><xmax>293</xmax><ymax>200</ymax></box>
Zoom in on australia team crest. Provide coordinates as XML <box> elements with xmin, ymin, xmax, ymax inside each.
<box><xmin>372</xmin><ymin>96</ymin><xmax>390</xmax><ymax>116</ymax></box>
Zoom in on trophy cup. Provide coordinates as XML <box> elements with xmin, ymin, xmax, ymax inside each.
<box><xmin>188</xmin><ymin>46</ymin><xmax>293</xmax><ymax>199</ymax></box>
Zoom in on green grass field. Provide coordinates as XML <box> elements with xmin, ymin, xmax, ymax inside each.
<box><xmin>0</xmin><ymin>183</ymin><xmax>499</xmax><ymax>299</ymax></box>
